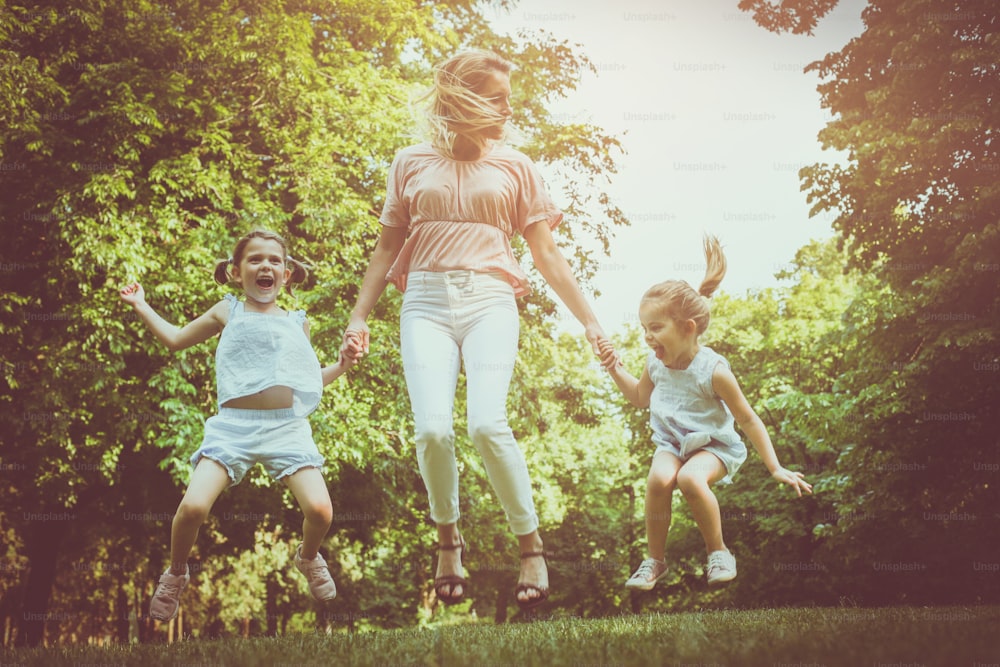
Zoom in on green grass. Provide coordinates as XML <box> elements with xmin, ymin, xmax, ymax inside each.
<box><xmin>3</xmin><ymin>606</ymin><xmax>998</xmax><ymax>667</ymax></box>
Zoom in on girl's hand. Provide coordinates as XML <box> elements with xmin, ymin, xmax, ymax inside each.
<box><xmin>337</xmin><ymin>347</ymin><xmax>359</xmax><ymax>370</ymax></box>
<box><xmin>341</xmin><ymin>327</ymin><xmax>366</xmax><ymax>362</ymax></box>
<box><xmin>597</xmin><ymin>338</ymin><xmax>621</xmax><ymax>370</ymax></box>
<box><xmin>583</xmin><ymin>323</ymin><xmax>605</xmax><ymax>355</ymax></box>
<box><xmin>120</xmin><ymin>282</ymin><xmax>146</xmax><ymax>306</ymax></box>
<box><xmin>771</xmin><ymin>467</ymin><xmax>813</xmax><ymax>496</ymax></box>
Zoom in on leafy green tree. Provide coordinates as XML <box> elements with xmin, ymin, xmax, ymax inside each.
<box><xmin>738</xmin><ymin>0</ymin><xmax>840</xmax><ymax>34</ymax></box>
<box><xmin>750</xmin><ymin>0</ymin><xmax>1000</xmax><ymax>603</ymax></box>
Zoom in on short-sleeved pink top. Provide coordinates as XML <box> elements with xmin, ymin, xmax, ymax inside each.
<box><xmin>380</xmin><ymin>142</ymin><xmax>563</xmax><ymax>298</ymax></box>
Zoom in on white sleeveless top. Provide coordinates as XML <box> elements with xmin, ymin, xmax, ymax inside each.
<box><xmin>215</xmin><ymin>294</ymin><xmax>322</xmax><ymax>416</ymax></box>
<box><xmin>647</xmin><ymin>346</ymin><xmax>743</xmax><ymax>457</ymax></box>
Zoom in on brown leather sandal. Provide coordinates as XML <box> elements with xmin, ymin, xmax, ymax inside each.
<box><xmin>515</xmin><ymin>551</ymin><xmax>550</xmax><ymax>610</ymax></box>
<box><xmin>434</xmin><ymin>538</ymin><xmax>467</xmax><ymax>606</ymax></box>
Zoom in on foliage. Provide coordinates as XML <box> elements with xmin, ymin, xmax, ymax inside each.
<box><xmin>759</xmin><ymin>0</ymin><xmax>1000</xmax><ymax>603</ymax></box>
<box><xmin>738</xmin><ymin>0</ymin><xmax>840</xmax><ymax>35</ymax></box>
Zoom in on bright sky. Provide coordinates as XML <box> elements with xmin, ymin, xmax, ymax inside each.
<box><xmin>488</xmin><ymin>0</ymin><xmax>868</xmax><ymax>333</ymax></box>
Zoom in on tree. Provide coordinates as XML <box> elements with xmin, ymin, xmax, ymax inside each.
<box><xmin>750</xmin><ymin>0</ymin><xmax>1000</xmax><ymax>603</ymax></box>
<box><xmin>738</xmin><ymin>0</ymin><xmax>840</xmax><ymax>35</ymax></box>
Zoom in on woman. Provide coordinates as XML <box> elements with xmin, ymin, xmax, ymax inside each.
<box><xmin>342</xmin><ymin>49</ymin><xmax>612</xmax><ymax>609</ymax></box>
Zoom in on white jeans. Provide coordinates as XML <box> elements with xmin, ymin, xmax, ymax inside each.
<box><xmin>400</xmin><ymin>270</ymin><xmax>538</xmax><ymax>535</ymax></box>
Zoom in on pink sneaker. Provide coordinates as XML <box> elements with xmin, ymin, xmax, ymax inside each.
<box><xmin>295</xmin><ymin>544</ymin><xmax>337</xmax><ymax>601</ymax></box>
<box><xmin>625</xmin><ymin>558</ymin><xmax>669</xmax><ymax>591</ymax></box>
<box><xmin>706</xmin><ymin>549</ymin><xmax>737</xmax><ymax>585</ymax></box>
<box><xmin>149</xmin><ymin>565</ymin><xmax>190</xmax><ymax>621</ymax></box>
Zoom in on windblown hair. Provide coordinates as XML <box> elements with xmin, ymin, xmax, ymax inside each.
<box><xmin>641</xmin><ymin>235</ymin><xmax>727</xmax><ymax>336</ymax></box>
<box><xmin>213</xmin><ymin>228</ymin><xmax>309</xmax><ymax>296</ymax></box>
<box><xmin>420</xmin><ymin>49</ymin><xmax>513</xmax><ymax>158</ymax></box>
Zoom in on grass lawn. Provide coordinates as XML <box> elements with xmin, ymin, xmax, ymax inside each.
<box><xmin>3</xmin><ymin>605</ymin><xmax>998</xmax><ymax>666</ymax></box>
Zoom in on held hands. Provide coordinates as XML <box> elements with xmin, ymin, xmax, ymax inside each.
<box><xmin>583</xmin><ymin>325</ymin><xmax>620</xmax><ymax>370</ymax></box>
<box><xmin>342</xmin><ymin>318</ymin><xmax>369</xmax><ymax>358</ymax></box>
<box><xmin>596</xmin><ymin>338</ymin><xmax>621</xmax><ymax>370</ymax></box>
<box><xmin>339</xmin><ymin>328</ymin><xmax>365</xmax><ymax>368</ymax></box>
<box><xmin>770</xmin><ymin>467</ymin><xmax>813</xmax><ymax>497</ymax></box>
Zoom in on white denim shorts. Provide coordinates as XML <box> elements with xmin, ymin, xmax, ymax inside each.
<box><xmin>653</xmin><ymin>438</ymin><xmax>747</xmax><ymax>485</ymax></box>
<box><xmin>190</xmin><ymin>407</ymin><xmax>324</xmax><ymax>486</ymax></box>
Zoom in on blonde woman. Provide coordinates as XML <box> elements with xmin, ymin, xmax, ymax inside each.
<box><xmin>342</xmin><ymin>50</ymin><xmax>612</xmax><ymax>610</ymax></box>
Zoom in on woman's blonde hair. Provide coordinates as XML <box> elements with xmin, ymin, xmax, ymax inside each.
<box><xmin>641</xmin><ymin>235</ymin><xmax>727</xmax><ymax>336</ymax></box>
<box><xmin>420</xmin><ymin>49</ymin><xmax>513</xmax><ymax>158</ymax></box>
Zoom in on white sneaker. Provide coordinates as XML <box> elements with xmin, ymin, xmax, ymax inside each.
<box><xmin>295</xmin><ymin>544</ymin><xmax>337</xmax><ymax>601</ymax></box>
<box><xmin>149</xmin><ymin>565</ymin><xmax>190</xmax><ymax>621</ymax></box>
<box><xmin>706</xmin><ymin>549</ymin><xmax>737</xmax><ymax>585</ymax></box>
<box><xmin>625</xmin><ymin>558</ymin><xmax>669</xmax><ymax>591</ymax></box>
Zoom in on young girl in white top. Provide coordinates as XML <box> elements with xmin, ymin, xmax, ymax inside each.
<box><xmin>599</xmin><ymin>236</ymin><xmax>812</xmax><ymax>590</ymax></box>
<box><xmin>342</xmin><ymin>50</ymin><xmax>614</xmax><ymax>610</ymax></box>
<box><xmin>120</xmin><ymin>229</ymin><xmax>360</xmax><ymax>621</ymax></box>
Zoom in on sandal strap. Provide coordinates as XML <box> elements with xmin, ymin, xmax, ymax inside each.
<box><xmin>439</xmin><ymin>536</ymin><xmax>465</xmax><ymax>552</ymax></box>
<box><xmin>515</xmin><ymin>582</ymin><xmax>549</xmax><ymax>593</ymax></box>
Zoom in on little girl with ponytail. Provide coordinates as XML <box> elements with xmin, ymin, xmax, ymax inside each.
<box><xmin>599</xmin><ymin>235</ymin><xmax>812</xmax><ymax>591</ymax></box>
<box><xmin>120</xmin><ymin>228</ymin><xmax>361</xmax><ymax>622</ymax></box>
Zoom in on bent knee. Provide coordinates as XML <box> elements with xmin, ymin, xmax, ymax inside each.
<box><xmin>676</xmin><ymin>470</ymin><xmax>713</xmax><ymax>496</ymax></box>
<box><xmin>175</xmin><ymin>500</ymin><xmax>211</xmax><ymax>525</ymax></box>
<box><xmin>647</xmin><ymin>471</ymin><xmax>678</xmax><ymax>494</ymax></box>
<box><xmin>303</xmin><ymin>499</ymin><xmax>333</xmax><ymax>526</ymax></box>
<box><xmin>468</xmin><ymin>419</ymin><xmax>513</xmax><ymax>451</ymax></box>
<box><xmin>414</xmin><ymin>422</ymin><xmax>454</xmax><ymax>449</ymax></box>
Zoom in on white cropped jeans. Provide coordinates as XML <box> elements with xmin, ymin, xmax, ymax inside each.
<box><xmin>400</xmin><ymin>270</ymin><xmax>538</xmax><ymax>535</ymax></box>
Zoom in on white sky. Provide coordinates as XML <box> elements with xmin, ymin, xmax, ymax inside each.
<box><xmin>488</xmin><ymin>0</ymin><xmax>868</xmax><ymax>333</ymax></box>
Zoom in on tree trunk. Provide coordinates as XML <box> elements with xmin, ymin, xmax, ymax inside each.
<box><xmin>14</xmin><ymin>520</ymin><xmax>63</xmax><ymax>647</ymax></box>
<box><xmin>135</xmin><ymin>587</ymin><xmax>152</xmax><ymax>643</ymax></box>
<box><xmin>265</xmin><ymin>574</ymin><xmax>278</xmax><ymax>636</ymax></box>
<box><xmin>627</xmin><ymin>485</ymin><xmax>643</xmax><ymax>614</ymax></box>
<box><xmin>494</xmin><ymin>586</ymin><xmax>508</xmax><ymax>624</ymax></box>
<box><xmin>116</xmin><ymin>583</ymin><xmax>129</xmax><ymax>643</ymax></box>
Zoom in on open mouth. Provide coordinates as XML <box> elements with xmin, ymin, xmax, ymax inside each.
<box><xmin>256</xmin><ymin>275</ymin><xmax>274</xmax><ymax>288</ymax></box>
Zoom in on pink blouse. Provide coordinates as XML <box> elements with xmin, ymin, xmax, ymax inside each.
<box><xmin>380</xmin><ymin>143</ymin><xmax>562</xmax><ymax>298</ymax></box>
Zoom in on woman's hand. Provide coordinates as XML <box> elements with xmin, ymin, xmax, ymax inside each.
<box><xmin>585</xmin><ymin>325</ymin><xmax>619</xmax><ymax>369</ymax></box>
<box><xmin>341</xmin><ymin>319</ymin><xmax>369</xmax><ymax>361</ymax></box>
<box><xmin>596</xmin><ymin>337</ymin><xmax>621</xmax><ymax>370</ymax></box>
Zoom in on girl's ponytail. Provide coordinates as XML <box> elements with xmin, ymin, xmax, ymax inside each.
<box><xmin>698</xmin><ymin>234</ymin><xmax>727</xmax><ymax>299</ymax></box>
<box><xmin>214</xmin><ymin>258</ymin><xmax>232</xmax><ymax>286</ymax></box>
<box><xmin>284</xmin><ymin>256</ymin><xmax>309</xmax><ymax>296</ymax></box>
<box><xmin>642</xmin><ymin>234</ymin><xmax>727</xmax><ymax>338</ymax></box>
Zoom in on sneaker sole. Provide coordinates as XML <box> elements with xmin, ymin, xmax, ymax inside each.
<box><xmin>625</xmin><ymin>571</ymin><xmax>669</xmax><ymax>591</ymax></box>
<box><xmin>625</xmin><ymin>581</ymin><xmax>658</xmax><ymax>591</ymax></box>
<box><xmin>707</xmin><ymin>573</ymin><xmax>737</xmax><ymax>585</ymax></box>
<box><xmin>149</xmin><ymin>611</ymin><xmax>178</xmax><ymax>622</ymax></box>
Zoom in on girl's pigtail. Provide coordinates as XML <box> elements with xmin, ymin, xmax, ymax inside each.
<box><xmin>284</xmin><ymin>256</ymin><xmax>310</xmax><ymax>295</ymax></box>
<box><xmin>698</xmin><ymin>234</ymin><xmax>727</xmax><ymax>299</ymax></box>
<box><xmin>214</xmin><ymin>258</ymin><xmax>232</xmax><ymax>286</ymax></box>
